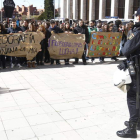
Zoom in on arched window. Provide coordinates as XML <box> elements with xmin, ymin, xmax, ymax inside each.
<box><xmin>118</xmin><ymin>0</ymin><xmax>125</xmax><ymax>18</ymax></box>
<box><xmin>106</xmin><ymin>0</ymin><xmax>111</xmax><ymax>17</ymax></box>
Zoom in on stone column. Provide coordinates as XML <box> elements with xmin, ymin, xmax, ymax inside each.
<box><xmin>80</xmin><ymin>0</ymin><xmax>86</xmax><ymax>20</ymax></box>
<box><xmin>73</xmin><ymin>0</ymin><xmax>78</xmax><ymax>19</ymax></box>
<box><xmin>99</xmin><ymin>0</ymin><xmax>106</xmax><ymax>19</ymax></box>
<box><xmin>125</xmin><ymin>0</ymin><xmax>134</xmax><ymax>19</ymax></box>
<box><xmin>89</xmin><ymin>0</ymin><xmax>95</xmax><ymax>21</ymax></box>
<box><xmin>70</xmin><ymin>0</ymin><xmax>73</xmax><ymax>19</ymax></box>
<box><xmin>63</xmin><ymin>0</ymin><xmax>67</xmax><ymax>19</ymax></box>
<box><xmin>111</xmin><ymin>0</ymin><xmax>118</xmax><ymax>17</ymax></box>
<box><xmin>67</xmin><ymin>0</ymin><xmax>70</xmax><ymax>19</ymax></box>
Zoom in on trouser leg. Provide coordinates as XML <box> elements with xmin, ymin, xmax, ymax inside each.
<box><xmin>56</xmin><ymin>59</ymin><xmax>60</xmax><ymax>64</ymax></box>
<box><xmin>45</xmin><ymin>49</ymin><xmax>50</xmax><ymax>61</ymax></box>
<box><xmin>127</xmin><ymin>78</ymin><xmax>140</xmax><ymax>123</ymax></box>
<box><xmin>1</xmin><ymin>55</ymin><xmax>6</xmax><ymax>68</ymax></box>
<box><xmin>82</xmin><ymin>53</ymin><xmax>86</xmax><ymax>63</ymax></box>
<box><xmin>51</xmin><ymin>59</ymin><xmax>54</xmax><ymax>64</ymax></box>
<box><xmin>36</xmin><ymin>53</ymin><xmax>39</xmax><ymax>64</ymax></box>
<box><xmin>11</xmin><ymin>57</ymin><xmax>16</xmax><ymax>64</ymax></box>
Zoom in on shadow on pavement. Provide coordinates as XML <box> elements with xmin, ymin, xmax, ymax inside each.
<box><xmin>0</xmin><ymin>87</ymin><xmax>29</xmax><ymax>94</ymax></box>
<box><xmin>0</xmin><ymin>60</ymin><xmax>122</xmax><ymax>72</ymax></box>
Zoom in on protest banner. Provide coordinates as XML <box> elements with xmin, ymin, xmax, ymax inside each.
<box><xmin>88</xmin><ymin>32</ymin><xmax>122</xmax><ymax>57</ymax></box>
<box><xmin>48</xmin><ymin>32</ymin><xmax>85</xmax><ymax>59</ymax></box>
<box><xmin>0</xmin><ymin>32</ymin><xmax>44</xmax><ymax>60</ymax></box>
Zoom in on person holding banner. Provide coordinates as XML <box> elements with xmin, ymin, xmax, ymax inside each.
<box><xmin>64</xmin><ymin>22</ymin><xmax>73</xmax><ymax>65</ymax></box>
<box><xmin>47</xmin><ymin>20</ymin><xmax>63</xmax><ymax>65</ymax></box>
<box><xmin>7</xmin><ymin>19</ymin><xmax>22</xmax><ymax>68</ymax></box>
<box><xmin>36</xmin><ymin>25</ymin><xmax>46</xmax><ymax>65</ymax></box>
<box><xmin>88</xmin><ymin>20</ymin><xmax>97</xmax><ymax>63</ymax></box>
<box><xmin>0</xmin><ymin>23</ymin><xmax>7</xmax><ymax>69</ymax></box>
<box><xmin>73</xmin><ymin>19</ymin><xmax>89</xmax><ymax>65</ymax></box>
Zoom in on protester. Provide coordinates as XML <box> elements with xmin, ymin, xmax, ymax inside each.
<box><xmin>73</xmin><ymin>19</ymin><xmax>89</xmax><ymax>65</ymax></box>
<box><xmin>36</xmin><ymin>25</ymin><xmax>46</xmax><ymax>65</ymax></box>
<box><xmin>88</xmin><ymin>20</ymin><xmax>97</xmax><ymax>63</ymax></box>
<box><xmin>7</xmin><ymin>19</ymin><xmax>23</xmax><ymax>68</ymax></box>
<box><xmin>0</xmin><ymin>23</ymin><xmax>6</xmax><ymax>69</ymax></box>
<box><xmin>64</xmin><ymin>22</ymin><xmax>73</xmax><ymax>65</ymax></box>
<box><xmin>47</xmin><ymin>20</ymin><xmax>63</xmax><ymax>65</ymax></box>
<box><xmin>27</xmin><ymin>22</ymin><xmax>37</xmax><ymax>68</ymax></box>
<box><xmin>21</xmin><ymin>20</ymin><xmax>29</xmax><ymax>32</ymax></box>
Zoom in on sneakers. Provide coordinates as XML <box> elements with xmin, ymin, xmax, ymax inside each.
<box><xmin>73</xmin><ymin>61</ymin><xmax>78</xmax><ymax>64</ymax></box>
<box><xmin>17</xmin><ymin>64</ymin><xmax>22</xmax><ymax>68</ymax></box>
<box><xmin>11</xmin><ymin>63</ymin><xmax>15</xmax><ymax>68</ymax></box>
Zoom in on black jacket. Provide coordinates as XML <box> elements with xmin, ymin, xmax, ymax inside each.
<box><xmin>7</xmin><ymin>27</ymin><xmax>22</xmax><ymax>33</ymax></box>
<box><xmin>112</xmin><ymin>25</ymin><xmax>119</xmax><ymax>32</ymax></box>
<box><xmin>46</xmin><ymin>26</ymin><xmax>63</xmax><ymax>47</ymax></box>
<box><xmin>121</xmin><ymin>22</ymin><xmax>140</xmax><ymax>57</ymax></box>
<box><xmin>47</xmin><ymin>26</ymin><xmax>63</xmax><ymax>38</ymax></box>
<box><xmin>21</xmin><ymin>26</ymin><xmax>28</xmax><ymax>32</ymax></box>
<box><xmin>73</xmin><ymin>25</ymin><xmax>89</xmax><ymax>43</ymax></box>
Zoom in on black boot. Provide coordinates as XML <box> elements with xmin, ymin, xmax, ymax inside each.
<box><xmin>124</xmin><ymin>119</ymin><xmax>140</xmax><ymax>131</ymax></box>
<box><xmin>116</xmin><ymin>122</ymin><xmax>137</xmax><ymax>138</ymax></box>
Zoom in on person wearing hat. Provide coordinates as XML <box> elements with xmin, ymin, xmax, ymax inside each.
<box><xmin>116</xmin><ymin>7</ymin><xmax>140</xmax><ymax>138</ymax></box>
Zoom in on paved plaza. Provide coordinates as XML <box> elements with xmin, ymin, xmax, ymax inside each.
<box><xmin>0</xmin><ymin>58</ymin><xmax>140</xmax><ymax>140</ymax></box>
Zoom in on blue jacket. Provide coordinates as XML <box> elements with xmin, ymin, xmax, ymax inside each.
<box><xmin>7</xmin><ymin>27</ymin><xmax>22</xmax><ymax>34</ymax></box>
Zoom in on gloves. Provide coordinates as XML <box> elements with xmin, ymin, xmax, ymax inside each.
<box><xmin>117</xmin><ymin>60</ymin><xmax>128</xmax><ymax>71</ymax></box>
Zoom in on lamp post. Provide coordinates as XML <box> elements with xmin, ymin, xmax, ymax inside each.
<box><xmin>24</xmin><ymin>0</ymin><xmax>30</xmax><ymax>18</ymax></box>
<box><xmin>1</xmin><ymin>0</ymin><xmax>3</xmax><ymax>22</ymax></box>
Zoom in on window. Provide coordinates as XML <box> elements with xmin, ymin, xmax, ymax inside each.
<box><xmin>106</xmin><ymin>0</ymin><xmax>111</xmax><ymax>17</ymax></box>
<box><xmin>118</xmin><ymin>0</ymin><xmax>125</xmax><ymax>18</ymax></box>
<box><xmin>86</xmin><ymin>0</ymin><xmax>89</xmax><ymax>20</ymax></box>
<box><xmin>78</xmin><ymin>0</ymin><xmax>81</xmax><ymax>19</ymax></box>
<box><xmin>133</xmin><ymin>0</ymin><xmax>140</xmax><ymax>14</ymax></box>
<box><xmin>95</xmin><ymin>0</ymin><xmax>99</xmax><ymax>19</ymax></box>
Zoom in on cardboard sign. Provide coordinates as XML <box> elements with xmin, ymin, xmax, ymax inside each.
<box><xmin>88</xmin><ymin>32</ymin><xmax>122</xmax><ymax>57</ymax></box>
<box><xmin>48</xmin><ymin>32</ymin><xmax>85</xmax><ymax>59</ymax></box>
<box><xmin>0</xmin><ymin>32</ymin><xmax>44</xmax><ymax>60</ymax></box>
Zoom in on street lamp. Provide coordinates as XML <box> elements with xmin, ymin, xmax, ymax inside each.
<box><xmin>24</xmin><ymin>0</ymin><xmax>30</xmax><ymax>18</ymax></box>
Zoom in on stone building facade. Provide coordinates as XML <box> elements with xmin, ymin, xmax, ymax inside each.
<box><xmin>59</xmin><ymin>0</ymin><xmax>140</xmax><ymax>20</ymax></box>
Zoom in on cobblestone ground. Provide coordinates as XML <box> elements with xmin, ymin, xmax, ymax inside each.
<box><xmin>0</xmin><ymin>58</ymin><xmax>140</xmax><ymax>140</ymax></box>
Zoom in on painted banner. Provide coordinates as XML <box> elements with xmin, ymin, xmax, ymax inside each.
<box><xmin>48</xmin><ymin>32</ymin><xmax>85</xmax><ymax>59</ymax></box>
<box><xmin>88</xmin><ymin>32</ymin><xmax>122</xmax><ymax>57</ymax></box>
<box><xmin>0</xmin><ymin>32</ymin><xmax>44</xmax><ymax>60</ymax></box>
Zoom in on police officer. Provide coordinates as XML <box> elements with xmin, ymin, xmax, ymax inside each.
<box><xmin>116</xmin><ymin>8</ymin><xmax>140</xmax><ymax>138</ymax></box>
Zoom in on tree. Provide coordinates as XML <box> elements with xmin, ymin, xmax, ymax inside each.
<box><xmin>44</xmin><ymin>0</ymin><xmax>54</xmax><ymax>19</ymax></box>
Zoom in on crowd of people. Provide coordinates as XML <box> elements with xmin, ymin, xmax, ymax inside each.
<box><xmin>0</xmin><ymin>18</ymin><xmax>134</xmax><ymax>69</ymax></box>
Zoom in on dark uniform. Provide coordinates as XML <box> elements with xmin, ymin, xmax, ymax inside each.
<box><xmin>116</xmin><ymin>12</ymin><xmax>140</xmax><ymax>138</ymax></box>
